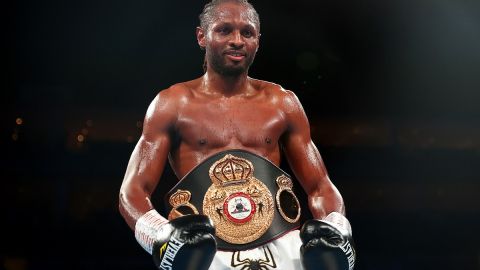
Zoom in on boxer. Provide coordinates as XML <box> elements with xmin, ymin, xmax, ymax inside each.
<box><xmin>119</xmin><ymin>1</ymin><xmax>355</xmax><ymax>269</ymax></box>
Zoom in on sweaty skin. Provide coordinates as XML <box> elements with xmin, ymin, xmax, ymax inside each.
<box><xmin>119</xmin><ymin>2</ymin><xmax>345</xmax><ymax>230</ymax></box>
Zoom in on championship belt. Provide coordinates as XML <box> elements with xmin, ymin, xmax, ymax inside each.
<box><xmin>164</xmin><ymin>149</ymin><xmax>306</xmax><ymax>251</ymax></box>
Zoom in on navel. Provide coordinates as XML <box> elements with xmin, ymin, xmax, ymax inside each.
<box><xmin>199</xmin><ymin>138</ymin><xmax>207</xmax><ymax>145</ymax></box>
<box><xmin>265</xmin><ymin>137</ymin><xmax>272</xmax><ymax>144</ymax></box>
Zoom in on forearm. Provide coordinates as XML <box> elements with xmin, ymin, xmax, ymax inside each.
<box><xmin>307</xmin><ymin>180</ymin><xmax>345</xmax><ymax>219</ymax></box>
<box><xmin>119</xmin><ymin>183</ymin><xmax>170</xmax><ymax>254</ymax></box>
<box><xmin>119</xmin><ymin>183</ymin><xmax>159</xmax><ymax>230</ymax></box>
<box><xmin>119</xmin><ymin>135</ymin><xmax>170</xmax><ymax>230</ymax></box>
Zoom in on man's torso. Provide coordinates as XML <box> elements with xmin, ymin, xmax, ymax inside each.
<box><xmin>166</xmin><ymin>77</ymin><xmax>291</xmax><ymax>179</ymax></box>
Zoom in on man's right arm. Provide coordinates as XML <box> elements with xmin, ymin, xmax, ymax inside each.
<box><xmin>118</xmin><ymin>88</ymin><xmax>217</xmax><ymax>270</ymax></box>
<box><xmin>119</xmin><ymin>90</ymin><xmax>176</xmax><ymax>229</ymax></box>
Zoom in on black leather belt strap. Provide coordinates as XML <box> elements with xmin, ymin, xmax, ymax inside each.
<box><xmin>164</xmin><ymin>149</ymin><xmax>306</xmax><ymax>251</ymax></box>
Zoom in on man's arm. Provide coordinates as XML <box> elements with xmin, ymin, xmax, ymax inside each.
<box><xmin>280</xmin><ymin>90</ymin><xmax>344</xmax><ymax>219</ymax></box>
<box><xmin>118</xmin><ymin>88</ymin><xmax>217</xmax><ymax>270</ymax></box>
<box><xmin>280</xmin><ymin>90</ymin><xmax>356</xmax><ymax>270</ymax></box>
<box><xmin>119</xmin><ymin>90</ymin><xmax>175</xmax><ymax>229</ymax></box>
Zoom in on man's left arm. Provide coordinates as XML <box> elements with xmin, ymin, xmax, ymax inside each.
<box><xmin>281</xmin><ymin>90</ymin><xmax>356</xmax><ymax>270</ymax></box>
<box><xmin>280</xmin><ymin>90</ymin><xmax>342</xmax><ymax>219</ymax></box>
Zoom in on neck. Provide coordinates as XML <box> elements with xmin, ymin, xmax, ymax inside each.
<box><xmin>202</xmin><ymin>68</ymin><xmax>250</xmax><ymax>97</ymax></box>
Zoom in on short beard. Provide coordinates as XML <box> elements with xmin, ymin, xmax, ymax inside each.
<box><xmin>206</xmin><ymin>50</ymin><xmax>255</xmax><ymax>77</ymax></box>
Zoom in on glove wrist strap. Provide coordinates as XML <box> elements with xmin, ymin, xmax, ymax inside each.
<box><xmin>322</xmin><ymin>212</ymin><xmax>353</xmax><ymax>237</ymax></box>
<box><xmin>135</xmin><ymin>209</ymin><xmax>168</xmax><ymax>254</ymax></box>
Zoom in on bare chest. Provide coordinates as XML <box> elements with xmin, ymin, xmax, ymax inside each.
<box><xmin>175</xmin><ymin>99</ymin><xmax>286</xmax><ymax>149</ymax></box>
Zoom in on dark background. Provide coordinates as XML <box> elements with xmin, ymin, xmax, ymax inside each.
<box><xmin>4</xmin><ymin>0</ymin><xmax>480</xmax><ymax>269</ymax></box>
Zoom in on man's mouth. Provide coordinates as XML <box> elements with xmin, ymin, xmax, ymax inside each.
<box><xmin>224</xmin><ymin>50</ymin><xmax>246</xmax><ymax>61</ymax></box>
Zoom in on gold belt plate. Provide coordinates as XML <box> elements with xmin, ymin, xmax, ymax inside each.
<box><xmin>202</xmin><ymin>154</ymin><xmax>274</xmax><ymax>244</ymax></box>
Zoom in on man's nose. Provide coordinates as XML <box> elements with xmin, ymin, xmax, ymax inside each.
<box><xmin>229</xmin><ymin>31</ymin><xmax>245</xmax><ymax>48</ymax></box>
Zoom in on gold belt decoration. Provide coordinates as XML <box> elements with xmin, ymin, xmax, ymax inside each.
<box><xmin>168</xmin><ymin>189</ymin><xmax>199</xmax><ymax>220</ymax></box>
<box><xmin>275</xmin><ymin>175</ymin><xmax>301</xmax><ymax>223</ymax></box>
<box><xmin>202</xmin><ymin>154</ymin><xmax>275</xmax><ymax>244</ymax></box>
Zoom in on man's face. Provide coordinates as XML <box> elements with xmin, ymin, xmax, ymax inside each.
<box><xmin>198</xmin><ymin>2</ymin><xmax>260</xmax><ymax>76</ymax></box>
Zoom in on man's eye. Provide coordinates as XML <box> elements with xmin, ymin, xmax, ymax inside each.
<box><xmin>243</xmin><ymin>30</ymin><xmax>253</xmax><ymax>37</ymax></box>
<box><xmin>219</xmin><ymin>28</ymin><xmax>230</xmax><ymax>34</ymax></box>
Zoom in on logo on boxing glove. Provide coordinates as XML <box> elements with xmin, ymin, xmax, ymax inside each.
<box><xmin>339</xmin><ymin>239</ymin><xmax>355</xmax><ymax>270</ymax></box>
<box><xmin>158</xmin><ymin>236</ymin><xmax>185</xmax><ymax>270</ymax></box>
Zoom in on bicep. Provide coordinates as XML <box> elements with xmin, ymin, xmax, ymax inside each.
<box><xmin>281</xmin><ymin>90</ymin><xmax>327</xmax><ymax>191</ymax></box>
<box><xmin>123</xmin><ymin>132</ymin><xmax>171</xmax><ymax>194</ymax></box>
<box><xmin>282</xmin><ymin>126</ymin><xmax>329</xmax><ymax>196</ymax></box>
<box><xmin>281</xmin><ymin>91</ymin><xmax>342</xmax><ymax>213</ymax></box>
<box><xmin>121</xmin><ymin>92</ymin><xmax>177</xmax><ymax>196</ymax></box>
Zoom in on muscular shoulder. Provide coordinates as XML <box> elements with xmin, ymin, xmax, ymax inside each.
<box><xmin>252</xmin><ymin>79</ymin><xmax>307</xmax><ymax>133</ymax></box>
<box><xmin>144</xmin><ymin>81</ymin><xmax>196</xmax><ymax>131</ymax></box>
<box><xmin>155</xmin><ymin>81</ymin><xmax>195</xmax><ymax>104</ymax></box>
<box><xmin>250</xmin><ymin>78</ymin><xmax>303</xmax><ymax>112</ymax></box>
<box><xmin>151</xmin><ymin>79</ymin><xmax>200</xmax><ymax>110</ymax></box>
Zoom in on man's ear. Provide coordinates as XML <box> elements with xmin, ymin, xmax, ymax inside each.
<box><xmin>196</xmin><ymin>27</ymin><xmax>206</xmax><ymax>49</ymax></box>
<box><xmin>257</xmin><ymin>33</ymin><xmax>261</xmax><ymax>52</ymax></box>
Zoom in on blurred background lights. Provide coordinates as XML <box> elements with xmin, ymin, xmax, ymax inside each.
<box><xmin>77</xmin><ymin>134</ymin><xmax>85</xmax><ymax>143</ymax></box>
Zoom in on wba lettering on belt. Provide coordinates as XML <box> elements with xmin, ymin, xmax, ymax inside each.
<box><xmin>159</xmin><ymin>236</ymin><xmax>185</xmax><ymax>270</ymax></box>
